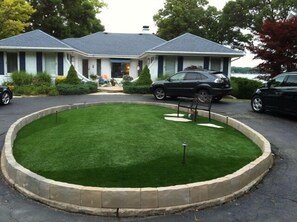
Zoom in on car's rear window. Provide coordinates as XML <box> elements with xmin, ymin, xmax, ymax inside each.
<box><xmin>211</xmin><ymin>72</ymin><xmax>226</xmax><ymax>78</ymax></box>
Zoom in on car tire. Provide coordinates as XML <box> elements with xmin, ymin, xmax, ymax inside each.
<box><xmin>1</xmin><ymin>92</ymin><xmax>10</xmax><ymax>105</ymax></box>
<box><xmin>251</xmin><ymin>95</ymin><xmax>265</xmax><ymax>113</ymax></box>
<box><xmin>196</xmin><ymin>89</ymin><xmax>210</xmax><ymax>102</ymax></box>
<box><xmin>153</xmin><ymin>87</ymin><xmax>166</xmax><ymax>100</ymax></box>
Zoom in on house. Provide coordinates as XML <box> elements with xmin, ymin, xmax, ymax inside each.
<box><xmin>0</xmin><ymin>30</ymin><xmax>244</xmax><ymax>84</ymax></box>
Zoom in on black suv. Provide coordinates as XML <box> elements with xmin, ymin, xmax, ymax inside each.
<box><xmin>251</xmin><ymin>72</ymin><xmax>297</xmax><ymax>115</ymax></box>
<box><xmin>150</xmin><ymin>69</ymin><xmax>232</xmax><ymax>101</ymax></box>
<box><xmin>0</xmin><ymin>85</ymin><xmax>13</xmax><ymax>105</ymax></box>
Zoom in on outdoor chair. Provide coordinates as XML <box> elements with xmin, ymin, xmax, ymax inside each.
<box><xmin>177</xmin><ymin>95</ymin><xmax>212</xmax><ymax>121</ymax></box>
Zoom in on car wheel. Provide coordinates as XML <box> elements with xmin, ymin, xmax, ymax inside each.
<box><xmin>153</xmin><ymin>87</ymin><xmax>166</xmax><ymax>100</ymax></box>
<box><xmin>1</xmin><ymin>92</ymin><xmax>10</xmax><ymax>105</ymax></box>
<box><xmin>251</xmin><ymin>95</ymin><xmax>265</xmax><ymax>113</ymax></box>
<box><xmin>196</xmin><ymin>89</ymin><xmax>210</xmax><ymax>102</ymax></box>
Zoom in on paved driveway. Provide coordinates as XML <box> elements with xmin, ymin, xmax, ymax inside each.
<box><xmin>0</xmin><ymin>94</ymin><xmax>296</xmax><ymax>222</ymax></box>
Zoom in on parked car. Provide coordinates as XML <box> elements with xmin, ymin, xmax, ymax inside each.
<box><xmin>251</xmin><ymin>72</ymin><xmax>297</xmax><ymax>115</ymax></box>
<box><xmin>0</xmin><ymin>86</ymin><xmax>13</xmax><ymax>105</ymax></box>
<box><xmin>150</xmin><ymin>69</ymin><xmax>232</xmax><ymax>101</ymax></box>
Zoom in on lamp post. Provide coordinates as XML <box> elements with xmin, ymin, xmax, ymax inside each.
<box><xmin>182</xmin><ymin>143</ymin><xmax>187</xmax><ymax>165</ymax></box>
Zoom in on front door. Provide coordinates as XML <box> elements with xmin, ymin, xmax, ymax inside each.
<box><xmin>83</xmin><ymin>59</ymin><xmax>88</xmax><ymax>78</ymax></box>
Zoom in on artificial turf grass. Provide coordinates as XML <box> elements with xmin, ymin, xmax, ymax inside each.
<box><xmin>13</xmin><ymin>104</ymin><xmax>262</xmax><ymax>188</ymax></box>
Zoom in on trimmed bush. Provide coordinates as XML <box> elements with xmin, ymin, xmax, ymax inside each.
<box><xmin>57</xmin><ymin>82</ymin><xmax>97</xmax><ymax>95</ymax></box>
<box><xmin>123</xmin><ymin>82</ymin><xmax>150</xmax><ymax>94</ymax></box>
<box><xmin>65</xmin><ymin>65</ymin><xmax>80</xmax><ymax>85</ymax></box>
<box><xmin>135</xmin><ymin>65</ymin><xmax>152</xmax><ymax>86</ymax></box>
<box><xmin>13</xmin><ymin>84</ymin><xmax>52</xmax><ymax>96</ymax></box>
<box><xmin>11</xmin><ymin>71</ymin><xmax>32</xmax><ymax>86</ymax></box>
<box><xmin>231</xmin><ymin>77</ymin><xmax>263</xmax><ymax>99</ymax></box>
<box><xmin>32</xmin><ymin>72</ymin><xmax>52</xmax><ymax>86</ymax></box>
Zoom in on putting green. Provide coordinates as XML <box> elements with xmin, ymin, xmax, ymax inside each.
<box><xmin>13</xmin><ymin>104</ymin><xmax>262</xmax><ymax>187</ymax></box>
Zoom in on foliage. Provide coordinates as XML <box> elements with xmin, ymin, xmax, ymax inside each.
<box><xmin>122</xmin><ymin>74</ymin><xmax>133</xmax><ymax>82</ymax></box>
<box><xmin>154</xmin><ymin>0</ymin><xmax>296</xmax><ymax>50</ymax></box>
<box><xmin>32</xmin><ymin>72</ymin><xmax>52</xmax><ymax>86</ymax></box>
<box><xmin>65</xmin><ymin>65</ymin><xmax>80</xmax><ymax>85</ymax></box>
<box><xmin>135</xmin><ymin>65</ymin><xmax>152</xmax><ymax>86</ymax></box>
<box><xmin>26</xmin><ymin>0</ymin><xmax>106</xmax><ymax>39</ymax></box>
<box><xmin>11</xmin><ymin>71</ymin><xmax>33</xmax><ymax>86</ymax></box>
<box><xmin>13</xmin><ymin>84</ymin><xmax>53</xmax><ymax>95</ymax></box>
<box><xmin>55</xmin><ymin>76</ymin><xmax>67</xmax><ymax>85</ymax></box>
<box><xmin>249</xmin><ymin>17</ymin><xmax>297</xmax><ymax>78</ymax></box>
<box><xmin>220</xmin><ymin>0</ymin><xmax>296</xmax><ymax>49</ymax></box>
<box><xmin>0</xmin><ymin>0</ymin><xmax>35</xmax><ymax>39</ymax></box>
<box><xmin>231</xmin><ymin>77</ymin><xmax>263</xmax><ymax>99</ymax></box>
<box><xmin>56</xmin><ymin>82</ymin><xmax>97</xmax><ymax>95</ymax></box>
<box><xmin>123</xmin><ymin>82</ymin><xmax>150</xmax><ymax>94</ymax></box>
<box><xmin>153</xmin><ymin>0</ymin><xmax>222</xmax><ymax>43</ymax></box>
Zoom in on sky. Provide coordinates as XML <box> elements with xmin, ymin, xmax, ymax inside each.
<box><xmin>98</xmin><ymin>0</ymin><xmax>261</xmax><ymax>67</ymax></box>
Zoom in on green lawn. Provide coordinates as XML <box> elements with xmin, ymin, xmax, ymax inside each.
<box><xmin>13</xmin><ymin>104</ymin><xmax>261</xmax><ymax>188</ymax></box>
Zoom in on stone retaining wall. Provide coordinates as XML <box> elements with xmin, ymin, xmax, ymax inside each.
<box><xmin>1</xmin><ymin>102</ymin><xmax>273</xmax><ymax>217</ymax></box>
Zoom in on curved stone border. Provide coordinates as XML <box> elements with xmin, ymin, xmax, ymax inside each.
<box><xmin>1</xmin><ymin>102</ymin><xmax>273</xmax><ymax>217</ymax></box>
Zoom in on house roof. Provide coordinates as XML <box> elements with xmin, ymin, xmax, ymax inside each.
<box><xmin>0</xmin><ymin>30</ymin><xmax>72</xmax><ymax>50</ymax></box>
<box><xmin>145</xmin><ymin>33</ymin><xmax>244</xmax><ymax>57</ymax></box>
<box><xmin>63</xmin><ymin>32</ymin><xmax>166</xmax><ymax>57</ymax></box>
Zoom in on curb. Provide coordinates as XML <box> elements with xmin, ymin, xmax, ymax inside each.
<box><xmin>1</xmin><ymin>102</ymin><xmax>273</xmax><ymax>217</ymax></box>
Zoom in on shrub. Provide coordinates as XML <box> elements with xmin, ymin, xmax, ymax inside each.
<box><xmin>32</xmin><ymin>72</ymin><xmax>52</xmax><ymax>86</ymax></box>
<box><xmin>11</xmin><ymin>71</ymin><xmax>32</xmax><ymax>86</ymax></box>
<box><xmin>55</xmin><ymin>76</ymin><xmax>67</xmax><ymax>85</ymax></box>
<box><xmin>13</xmin><ymin>84</ymin><xmax>53</xmax><ymax>96</ymax></box>
<box><xmin>48</xmin><ymin>86</ymin><xmax>59</xmax><ymax>96</ymax></box>
<box><xmin>231</xmin><ymin>77</ymin><xmax>263</xmax><ymax>99</ymax></box>
<box><xmin>56</xmin><ymin>82</ymin><xmax>97</xmax><ymax>95</ymax></box>
<box><xmin>135</xmin><ymin>65</ymin><xmax>152</xmax><ymax>86</ymax></box>
<box><xmin>122</xmin><ymin>75</ymin><xmax>133</xmax><ymax>82</ymax></box>
<box><xmin>65</xmin><ymin>65</ymin><xmax>80</xmax><ymax>85</ymax></box>
<box><xmin>123</xmin><ymin>83</ymin><xmax>150</xmax><ymax>94</ymax></box>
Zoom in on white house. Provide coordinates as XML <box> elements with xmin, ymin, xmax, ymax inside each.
<box><xmin>0</xmin><ymin>30</ymin><xmax>244</xmax><ymax>84</ymax></box>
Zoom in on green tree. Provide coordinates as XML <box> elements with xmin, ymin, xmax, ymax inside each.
<box><xmin>220</xmin><ymin>0</ymin><xmax>296</xmax><ymax>48</ymax></box>
<box><xmin>0</xmin><ymin>0</ymin><xmax>35</xmax><ymax>39</ymax></box>
<box><xmin>65</xmin><ymin>65</ymin><xmax>80</xmax><ymax>84</ymax></box>
<box><xmin>153</xmin><ymin>0</ymin><xmax>222</xmax><ymax>42</ymax></box>
<box><xmin>136</xmin><ymin>65</ymin><xmax>152</xmax><ymax>86</ymax></box>
<box><xmin>26</xmin><ymin>0</ymin><xmax>106</xmax><ymax>39</ymax></box>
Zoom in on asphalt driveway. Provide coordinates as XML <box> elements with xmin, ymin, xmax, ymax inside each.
<box><xmin>0</xmin><ymin>94</ymin><xmax>297</xmax><ymax>222</ymax></box>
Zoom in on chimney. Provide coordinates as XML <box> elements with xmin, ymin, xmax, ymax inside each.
<box><xmin>142</xmin><ymin>25</ymin><xmax>150</xmax><ymax>33</ymax></box>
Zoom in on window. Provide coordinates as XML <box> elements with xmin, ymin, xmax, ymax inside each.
<box><xmin>284</xmin><ymin>75</ymin><xmax>297</xmax><ymax>86</ymax></box>
<box><xmin>170</xmin><ymin>72</ymin><xmax>185</xmax><ymax>81</ymax></box>
<box><xmin>7</xmin><ymin>52</ymin><xmax>18</xmax><ymax>73</ymax></box>
<box><xmin>184</xmin><ymin>72</ymin><xmax>206</xmax><ymax>80</ymax></box>
<box><xmin>211</xmin><ymin>58</ymin><xmax>221</xmax><ymax>71</ymax></box>
<box><xmin>271</xmin><ymin>75</ymin><xmax>286</xmax><ymax>87</ymax></box>
<box><xmin>44</xmin><ymin>53</ymin><xmax>56</xmax><ymax>75</ymax></box>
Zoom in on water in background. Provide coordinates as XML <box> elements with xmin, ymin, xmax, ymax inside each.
<box><xmin>231</xmin><ymin>73</ymin><xmax>270</xmax><ymax>82</ymax></box>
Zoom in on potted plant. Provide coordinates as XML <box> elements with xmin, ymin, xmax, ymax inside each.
<box><xmin>110</xmin><ymin>78</ymin><xmax>116</xmax><ymax>86</ymax></box>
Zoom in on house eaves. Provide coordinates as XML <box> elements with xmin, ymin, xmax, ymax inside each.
<box><xmin>141</xmin><ymin>33</ymin><xmax>244</xmax><ymax>58</ymax></box>
<box><xmin>0</xmin><ymin>30</ymin><xmax>72</xmax><ymax>50</ymax></box>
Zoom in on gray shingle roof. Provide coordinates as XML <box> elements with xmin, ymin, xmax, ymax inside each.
<box><xmin>63</xmin><ymin>32</ymin><xmax>166</xmax><ymax>57</ymax></box>
<box><xmin>0</xmin><ymin>30</ymin><xmax>72</xmax><ymax>50</ymax></box>
<box><xmin>147</xmin><ymin>33</ymin><xmax>244</xmax><ymax>56</ymax></box>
